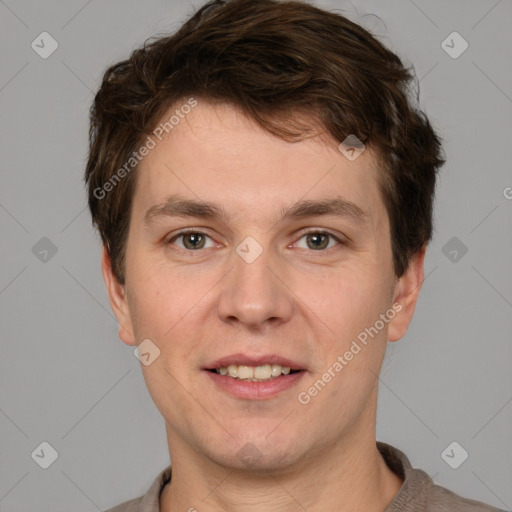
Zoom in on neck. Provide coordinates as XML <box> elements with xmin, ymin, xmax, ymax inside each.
<box><xmin>160</xmin><ymin>423</ymin><xmax>403</xmax><ymax>512</ymax></box>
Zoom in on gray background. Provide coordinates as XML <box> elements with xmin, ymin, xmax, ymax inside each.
<box><xmin>1</xmin><ymin>0</ymin><xmax>511</xmax><ymax>510</ymax></box>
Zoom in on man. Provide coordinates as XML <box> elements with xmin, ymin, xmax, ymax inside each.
<box><xmin>85</xmin><ymin>0</ymin><xmax>504</xmax><ymax>510</ymax></box>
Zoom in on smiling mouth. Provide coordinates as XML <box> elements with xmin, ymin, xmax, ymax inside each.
<box><xmin>207</xmin><ymin>364</ymin><xmax>302</xmax><ymax>381</ymax></box>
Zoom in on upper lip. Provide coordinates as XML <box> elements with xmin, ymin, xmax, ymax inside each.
<box><xmin>204</xmin><ymin>353</ymin><xmax>305</xmax><ymax>371</ymax></box>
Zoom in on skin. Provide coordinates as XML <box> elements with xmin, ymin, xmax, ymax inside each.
<box><xmin>103</xmin><ymin>100</ymin><xmax>426</xmax><ymax>512</ymax></box>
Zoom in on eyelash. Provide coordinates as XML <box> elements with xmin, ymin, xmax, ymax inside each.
<box><xmin>166</xmin><ymin>228</ymin><xmax>345</xmax><ymax>253</ymax></box>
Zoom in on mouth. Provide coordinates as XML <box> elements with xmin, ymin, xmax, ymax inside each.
<box><xmin>206</xmin><ymin>364</ymin><xmax>302</xmax><ymax>382</ymax></box>
<box><xmin>203</xmin><ymin>354</ymin><xmax>306</xmax><ymax>399</ymax></box>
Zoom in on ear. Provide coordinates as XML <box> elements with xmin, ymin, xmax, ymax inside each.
<box><xmin>387</xmin><ymin>245</ymin><xmax>426</xmax><ymax>342</ymax></box>
<box><xmin>101</xmin><ymin>246</ymin><xmax>136</xmax><ymax>346</ymax></box>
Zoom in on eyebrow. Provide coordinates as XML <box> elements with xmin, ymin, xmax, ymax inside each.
<box><xmin>144</xmin><ymin>193</ymin><xmax>369</xmax><ymax>227</ymax></box>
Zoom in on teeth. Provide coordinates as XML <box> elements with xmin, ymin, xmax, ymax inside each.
<box><xmin>238</xmin><ymin>365</ymin><xmax>254</xmax><ymax>379</ymax></box>
<box><xmin>254</xmin><ymin>364</ymin><xmax>271</xmax><ymax>379</ymax></box>
<box><xmin>271</xmin><ymin>364</ymin><xmax>281</xmax><ymax>377</ymax></box>
<box><xmin>215</xmin><ymin>364</ymin><xmax>293</xmax><ymax>380</ymax></box>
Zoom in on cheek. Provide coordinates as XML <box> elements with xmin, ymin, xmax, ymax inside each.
<box><xmin>127</xmin><ymin>265</ymin><xmax>215</xmax><ymax>358</ymax></box>
<box><xmin>300</xmin><ymin>267</ymin><xmax>390</xmax><ymax>343</ymax></box>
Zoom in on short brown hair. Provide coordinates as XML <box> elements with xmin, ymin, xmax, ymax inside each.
<box><xmin>85</xmin><ymin>0</ymin><xmax>445</xmax><ymax>284</ymax></box>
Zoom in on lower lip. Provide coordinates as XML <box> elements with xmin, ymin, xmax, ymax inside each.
<box><xmin>204</xmin><ymin>370</ymin><xmax>306</xmax><ymax>400</ymax></box>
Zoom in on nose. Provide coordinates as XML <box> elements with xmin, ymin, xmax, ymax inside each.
<box><xmin>216</xmin><ymin>241</ymin><xmax>294</xmax><ymax>330</ymax></box>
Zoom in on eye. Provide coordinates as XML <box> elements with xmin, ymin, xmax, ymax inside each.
<box><xmin>166</xmin><ymin>229</ymin><xmax>344</xmax><ymax>252</ymax></box>
<box><xmin>168</xmin><ymin>230</ymin><xmax>216</xmax><ymax>251</ymax></box>
<box><xmin>293</xmin><ymin>230</ymin><xmax>343</xmax><ymax>251</ymax></box>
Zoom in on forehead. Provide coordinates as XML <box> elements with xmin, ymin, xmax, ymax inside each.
<box><xmin>133</xmin><ymin>101</ymin><xmax>386</xmax><ymax>229</ymax></box>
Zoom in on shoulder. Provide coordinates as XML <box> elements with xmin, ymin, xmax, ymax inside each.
<box><xmin>101</xmin><ymin>464</ymin><xmax>172</xmax><ymax>512</ymax></box>
<box><xmin>426</xmin><ymin>482</ymin><xmax>507</xmax><ymax>512</ymax></box>
<box><xmin>377</xmin><ymin>442</ymin><xmax>506</xmax><ymax>512</ymax></box>
<box><xmin>103</xmin><ymin>496</ymin><xmax>142</xmax><ymax>512</ymax></box>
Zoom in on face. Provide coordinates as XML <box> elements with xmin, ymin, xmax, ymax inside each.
<box><xmin>103</xmin><ymin>100</ymin><xmax>424</xmax><ymax>472</ymax></box>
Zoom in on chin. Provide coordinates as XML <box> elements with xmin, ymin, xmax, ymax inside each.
<box><xmin>203</xmin><ymin>428</ymin><xmax>311</xmax><ymax>473</ymax></box>
<box><xmin>211</xmin><ymin>448</ymin><xmax>306</xmax><ymax>474</ymax></box>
